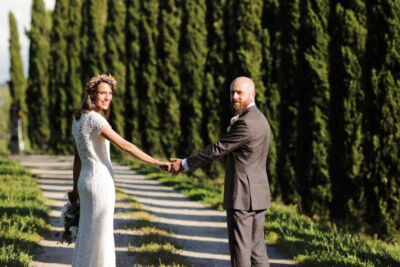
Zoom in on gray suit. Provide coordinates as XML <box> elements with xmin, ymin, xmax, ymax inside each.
<box><xmin>187</xmin><ymin>105</ymin><xmax>271</xmax><ymax>267</ymax></box>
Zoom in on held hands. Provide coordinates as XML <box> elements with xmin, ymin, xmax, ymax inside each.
<box><xmin>169</xmin><ymin>158</ymin><xmax>183</xmax><ymax>175</ymax></box>
<box><xmin>157</xmin><ymin>161</ymin><xmax>172</xmax><ymax>172</ymax></box>
<box><xmin>155</xmin><ymin>158</ymin><xmax>183</xmax><ymax>175</ymax></box>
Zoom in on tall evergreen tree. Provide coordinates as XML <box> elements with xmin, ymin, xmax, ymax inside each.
<box><xmin>261</xmin><ymin>0</ymin><xmax>280</xmax><ymax>195</ymax></box>
<box><xmin>276</xmin><ymin>0</ymin><xmax>301</xmax><ymax>204</ymax></box>
<box><xmin>328</xmin><ymin>0</ymin><xmax>366</xmax><ymax>226</ymax></box>
<box><xmin>203</xmin><ymin>0</ymin><xmax>226</xmax><ymax>140</ymax></box>
<box><xmin>179</xmin><ymin>0</ymin><xmax>207</xmax><ymax>155</ymax></box>
<box><xmin>137</xmin><ymin>0</ymin><xmax>162</xmax><ymax>155</ymax></box>
<box><xmin>49</xmin><ymin>0</ymin><xmax>69</xmax><ymax>153</ymax></box>
<box><xmin>26</xmin><ymin>0</ymin><xmax>51</xmax><ymax>152</ymax></box>
<box><xmin>157</xmin><ymin>0</ymin><xmax>182</xmax><ymax>157</ymax></box>
<box><xmin>8</xmin><ymin>13</ymin><xmax>26</xmax><ymax>104</ymax></box>
<box><xmin>228</xmin><ymin>0</ymin><xmax>266</xmax><ymax>104</ymax></box>
<box><xmin>124</xmin><ymin>0</ymin><xmax>141</xmax><ymax>145</ymax></box>
<box><xmin>363</xmin><ymin>0</ymin><xmax>400</xmax><ymax>237</ymax></box>
<box><xmin>8</xmin><ymin>12</ymin><xmax>29</xmax><ymax>153</ymax></box>
<box><xmin>104</xmin><ymin>0</ymin><xmax>126</xmax><ymax>137</ymax></box>
<box><xmin>200</xmin><ymin>0</ymin><xmax>227</xmax><ymax>178</ymax></box>
<box><xmin>81</xmin><ymin>0</ymin><xmax>106</xmax><ymax>82</ymax></box>
<box><xmin>228</xmin><ymin>2</ymin><xmax>274</xmax><ymax>184</ymax></box>
<box><xmin>297</xmin><ymin>0</ymin><xmax>331</xmax><ymax>216</ymax></box>
<box><xmin>66</xmin><ymin>0</ymin><xmax>83</xmax><ymax>125</ymax></box>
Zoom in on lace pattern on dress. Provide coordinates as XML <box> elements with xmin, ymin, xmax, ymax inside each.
<box><xmin>72</xmin><ymin>112</ymin><xmax>111</xmax><ymax>156</ymax></box>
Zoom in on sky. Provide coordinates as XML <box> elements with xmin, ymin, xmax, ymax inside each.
<box><xmin>0</xmin><ymin>0</ymin><xmax>56</xmax><ymax>83</ymax></box>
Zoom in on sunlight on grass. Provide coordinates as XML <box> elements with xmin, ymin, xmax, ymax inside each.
<box><xmin>131</xmin><ymin>211</ymin><xmax>153</xmax><ymax>221</ymax></box>
<box><xmin>119</xmin><ymin>156</ymin><xmax>400</xmax><ymax>267</ymax></box>
<box><xmin>122</xmin><ymin>211</ymin><xmax>154</xmax><ymax>230</ymax></box>
<box><xmin>139</xmin><ymin>226</ymin><xmax>169</xmax><ymax>236</ymax></box>
<box><xmin>266</xmin><ymin>203</ymin><xmax>400</xmax><ymax>266</ymax></box>
<box><xmin>116</xmin><ymin>190</ymin><xmax>187</xmax><ymax>266</ymax></box>
<box><xmin>129</xmin><ymin>242</ymin><xmax>178</xmax><ymax>253</ymax></box>
<box><xmin>0</xmin><ymin>156</ymin><xmax>49</xmax><ymax>267</ymax></box>
<box><xmin>0</xmin><ymin>245</ymin><xmax>31</xmax><ymax>267</ymax></box>
<box><xmin>128</xmin><ymin>242</ymin><xmax>184</xmax><ymax>266</ymax></box>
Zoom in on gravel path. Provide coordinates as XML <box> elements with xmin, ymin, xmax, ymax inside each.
<box><xmin>11</xmin><ymin>155</ymin><xmax>297</xmax><ymax>267</ymax></box>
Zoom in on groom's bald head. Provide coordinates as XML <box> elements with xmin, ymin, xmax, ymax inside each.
<box><xmin>230</xmin><ymin>77</ymin><xmax>256</xmax><ymax>115</ymax></box>
<box><xmin>230</xmin><ymin>77</ymin><xmax>255</xmax><ymax>96</ymax></box>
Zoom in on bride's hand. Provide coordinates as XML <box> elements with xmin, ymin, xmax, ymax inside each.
<box><xmin>157</xmin><ymin>161</ymin><xmax>172</xmax><ymax>172</ymax></box>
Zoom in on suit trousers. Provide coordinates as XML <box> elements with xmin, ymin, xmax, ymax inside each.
<box><xmin>226</xmin><ymin>209</ymin><xmax>269</xmax><ymax>267</ymax></box>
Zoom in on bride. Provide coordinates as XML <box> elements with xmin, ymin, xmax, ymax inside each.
<box><xmin>71</xmin><ymin>74</ymin><xmax>170</xmax><ymax>267</ymax></box>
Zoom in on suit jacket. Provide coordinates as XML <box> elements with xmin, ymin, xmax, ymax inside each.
<box><xmin>187</xmin><ymin>105</ymin><xmax>271</xmax><ymax>210</ymax></box>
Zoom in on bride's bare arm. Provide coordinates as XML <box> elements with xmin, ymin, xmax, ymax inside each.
<box><xmin>100</xmin><ymin>127</ymin><xmax>170</xmax><ymax>170</ymax></box>
<box><xmin>72</xmin><ymin>142</ymin><xmax>81</xmax><ymax>193</ymax></box>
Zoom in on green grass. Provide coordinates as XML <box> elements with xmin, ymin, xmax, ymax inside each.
<box><xmin>266</xmin><ymin>204</ymin><xmax>400</xmax><ymax>267</ymax></box>
<box><xmin>0</xmin><ymin>156</ymin><xmax>49</xmax><ymax>267</ymax></box>
<box><xmin>116</xmin><ymin>191</ymin><xmax>188</xmax><ymax>266</ymax></box>
<box><xmin>118</xmin><ymin>156</ymin><xmax>400</xmax><ymax>267</ymax></box>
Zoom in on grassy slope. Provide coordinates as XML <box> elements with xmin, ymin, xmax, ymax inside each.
<box><xmin>0</xmin><ymin>157</ymin><xmax>49</xmax><ymax>267</ymax></box>
<box><xmin>118</xmin><ymin>156</ymin><xmax>400</xmax><ymax>267</ymax></box>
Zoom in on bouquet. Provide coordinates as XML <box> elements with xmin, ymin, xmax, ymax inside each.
<box><xmin>57</xmin><ymin>191</ymin><xmax>80</xmax><ymax>244</ymax></box>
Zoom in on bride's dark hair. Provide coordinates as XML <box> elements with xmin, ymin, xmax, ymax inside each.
<box><xmin>74</xmin><ymin>74</ymin><xmax>117</xmax><ymax>120</ymax></box>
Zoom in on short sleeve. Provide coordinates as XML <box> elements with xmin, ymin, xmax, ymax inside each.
<box><xmin>88</xmin><ymin>112</ymin><xmax>111</xmax><ymax>134</ymax></box>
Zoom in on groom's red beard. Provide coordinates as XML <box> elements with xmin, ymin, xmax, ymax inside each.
<box><xmin>231</xmin><ymin>100</ymin><xmax>249</xmax><ymax>115</ymax></box>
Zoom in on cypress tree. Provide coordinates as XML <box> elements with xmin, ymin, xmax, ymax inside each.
<box><xmin>297</xmin><ymin>0</ymin><xmax>331</xmax><ymax>216</ymax></box>
<box><xmin>228</xmin><ymin>0</ymin><xmax>266</xmax><ymax>105</ymax></box>
<box><xmin>81</xmin><ymin>0</ymin><xmax>106</xmax><ymax>82</ymax></box>
<box><xmin>8</xmin><ymin>12</ymin><xmax>29</xmax><ymax>153</ymax></box>
<box><xmin>157</xmin><ymin>0</ymin><xmax>182</xmax><ymax>157</ymax></box>
<box><xmin>137</xmin><ymin>0</ymin><xmax>162</xmax><ymax>155</ymax></box>
<box><xmin>363</xmin><ymin>0</ymin><xmax>400</xmax><ymax>237</ymax></box>
<box><xmin>26</xmin><ymin>0</ymin><xmax>51</xmax><ymax>152</ymax></box>
<box><xmin>221</xmin><ymin>2</ymin><xmax>234</xmax><ymax>127</ymax></box>
<box><xmin>204</xmin><ymin>0</ymin><xmax>226</xmax><ymax>140</ymax></box>
<box><xmin>124</xmin><ymin>0</ymin><xmax>141</xmax><ymax>145</ymax></box>
<box><xmin>49</xmin><ymin>0</ymin><xmax>69</xmax><ymax>153</ymax></box>
<box><xmin>261</xmin><ymin>0</ymin><xmax>280</xmax><ymax>195</ymax></box>
<box><xmin>200</xmin><ymin>0</ymin><xmax>227</xmax><ymax>178</ymax></box>
<box><xmin>328</xmin><ymin>0</ymin><xmax>366</xmax><ymax>227</ymax></box>
<box><xmin>104</xmin><ymin>0</ymin><xmax>126</xmax><ymax>137</ymax></box>
<box><xmin>226</xmin><ymin>0</ymin><xmax>277</xmax><ymax>185</ymax></box>
<box><xmin>66</xmin><ymin>0</ymin><xmax>84</xmax><ymax>125</ymax></box>
<box><xmin>276</xmin><ymin>0</ymin><xmax>301</xmax><ymax>204</ymax></box>
<box><xmin>179</xmin><ymin>0</ymin><xmax>207</xmax><ymax>155</ymax></box>
<box><xmin>8</xmin><ymin>13</ymin><xmax>25</xmax><ymax>103</ymax></box>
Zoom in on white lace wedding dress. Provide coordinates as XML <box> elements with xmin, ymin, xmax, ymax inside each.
<box><xmin>71</xmin><ymin>111</ymin><xmax>116</xmax><ymax>267</ymax></box>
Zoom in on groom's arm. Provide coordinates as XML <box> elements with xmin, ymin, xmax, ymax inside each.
<box><xmin>186</xmin><ymin>119</ymin><xmax>249</xmax><ymax>170</ymax></box>
<box><xmin>170</xmin><ymin>119</ymin><xmax>249</xmax><ymax>174</ymax></box>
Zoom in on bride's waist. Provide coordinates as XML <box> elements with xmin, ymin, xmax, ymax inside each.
<box><xmin>81</xmin><ymin>162</ymin><xmax>113</xmax><ymax>175</ymax></box>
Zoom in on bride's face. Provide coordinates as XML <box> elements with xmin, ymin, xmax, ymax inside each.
<box><xmin>94</xmin><ymin>82</ymin><xmax>113</xmax><ymax>111</ymax></box>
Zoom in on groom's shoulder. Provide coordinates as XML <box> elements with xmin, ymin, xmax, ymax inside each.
<box><xmin>241</xmin><ymin>106</ymin><xmax>259</xmax><ymax>120</ymax></box>
<box><xmin>245</xmin><ymin>107</ymin><xmax>269</xmax><ymax>128</ymax></box>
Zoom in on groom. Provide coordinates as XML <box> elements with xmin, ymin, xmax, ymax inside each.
<box><xmin>170</xmin><ymin>76</ymin><xmax>271</xmax><ymax>267</ymax></box>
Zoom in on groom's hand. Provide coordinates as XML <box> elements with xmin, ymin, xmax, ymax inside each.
<box><xmin>170</xmin><ymin>158</ymin><xmax>183</xmax><ymax>175</ymax></box>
